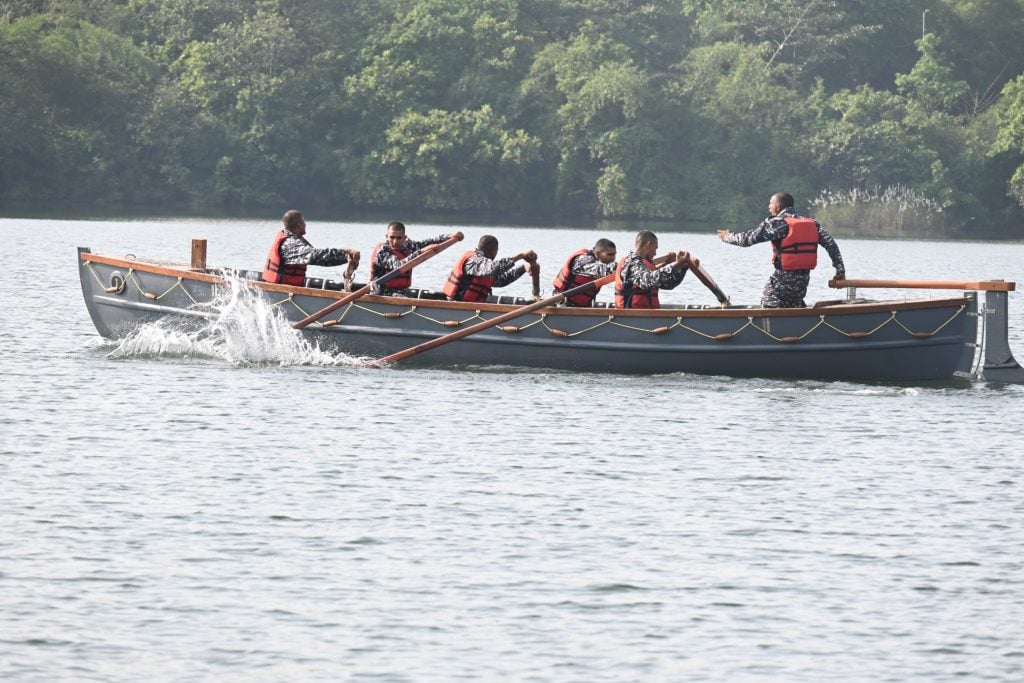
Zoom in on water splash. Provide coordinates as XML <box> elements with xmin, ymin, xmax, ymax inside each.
<box><xmin>107</xmin><ymin>275</ymin><xmax>367</xmax><ymax>367</ymax></box>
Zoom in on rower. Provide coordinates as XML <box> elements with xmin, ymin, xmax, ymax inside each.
<box><xmin>553</xmin><ymin>239</ymin><xmax>617</xmax><ymax>307</ymax></box>
<box><xmin>444</xmin><ymin>235</ymin><xmax>538</xmax><ymax>302</ymax></box>
<box><xmin>262</xmin><ymin>210</ymin><xmax>360</xmax><ymax>287</ymax></box>
<box><xmin>614</xmin><ymin>231</ymin><xmax>695</xmax><ymax>309</ymax></box>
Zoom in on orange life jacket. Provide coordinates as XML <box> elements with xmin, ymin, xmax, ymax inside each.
<box><xmin>614</xmin><ymin>255</ymin><xmax>660</xmax><ymax>309</ymax></box>
<box><xmin>553</xmin><ymin>249</ymin><xmax>602</xmax><ymax>306</ymax></box>
<box><xmin>443</xmin><ymin>251</ymin><xmax>494</xmax><ymax>302</ymax></box>
<box><xmin>370</xmin><ymin>242</ymin><xmax>412</xmax><ymax>290</ymax></box>
<box><xmin>262</xmin><ymin>230</ymin><xmax>307</xmax><ymax>286</ymax></box>
<box><xmin>773</xmin><ymin>217</ymin><xmax>819</xmax><ymax>271</ymax></box>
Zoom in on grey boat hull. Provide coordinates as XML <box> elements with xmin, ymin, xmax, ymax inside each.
<box><xmin>79</xmin><ymin>248</ymin><xmax>990</xmax><ymax>382</ymax></box>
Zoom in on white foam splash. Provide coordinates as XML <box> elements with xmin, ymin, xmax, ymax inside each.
<box><xmin>108</xmin><ymin>276</ymin><xmax>366</xmax><ymax>367</ymax></box>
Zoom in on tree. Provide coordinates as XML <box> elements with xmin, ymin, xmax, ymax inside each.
<box><xmin>895</xmin><ymin>34</ymin><xmax>969</xmax><ymax>115</ymax></box>
<box><xmin>991</xmin><ymin>74</ymin><xmax>1024</xmax><ymax>207</ymax></box>
<box><xmin>0</xmin><ymin>14</ymin><xmax>158</xmax><ymax>203</ymax></box>
<box><xmin>371</xmin><ymin>105</ymin><xmax>542</xmax><ymax>211</ymax></box>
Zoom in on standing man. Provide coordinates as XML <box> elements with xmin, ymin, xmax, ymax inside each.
<box><xmin>614</xmin><ymin>230</ymin><xmax>694</xmax><ymax>309</ymax></box>
<box><xmin>552</xmin><ymin>238</ymin><xmax>617</xmax><ymax>307</ymax></box>
<box><xmin>717</xmin><ymin>192</ymin><xmax>845</xmax><ymax>308</ymax></box>
<box><xmin>444</xmin><ymin>235</ymin><xmax>538</xmax><ymax>303</ymax></box>
<box><xmin>262</xmin><ymin>210</ymin><xmax>360</xmax><ymax>287</ymax></box>
<box><xmin>369</xmin><ymin>221</ymin><xmax>458</xmax><ymax>296</ymax></box>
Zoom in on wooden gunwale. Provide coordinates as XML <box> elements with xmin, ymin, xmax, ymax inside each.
<box><xmin>834</xmin><ymin>278</ymin><xmax>1015</xmax><ymax>292</ymax></box>
<box><xmin>83</xmin><ymin>252</ymin><xmax>971</xmax><ymax>319</ymax></box>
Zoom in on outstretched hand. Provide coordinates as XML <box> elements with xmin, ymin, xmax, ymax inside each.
<box><xmin>717</xmin><ymin>229</ymin><xmax>732</xmax><ymax>241</ymax></box>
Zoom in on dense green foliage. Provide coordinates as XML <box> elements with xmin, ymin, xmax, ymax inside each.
<box><xmin>3</xmin><ymin>0</ymin><xmax>1024</xmax><ymax>235</ymax></box>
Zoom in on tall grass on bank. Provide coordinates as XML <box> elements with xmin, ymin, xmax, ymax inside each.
<box><xmin>811</xmin><ymin>186</ymin><xmax>946</xmax><ymax>237</ymax></box>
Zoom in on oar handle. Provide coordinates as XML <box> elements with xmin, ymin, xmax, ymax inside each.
<box><xmin>373</xmin><ymin>272</ymin><xmax>615</xmax><ymax>366</ymax></box>
<box><xmin>293</xmin><ymin>232</ymin><xmax>464</xmax><ymax>329</ymax></box>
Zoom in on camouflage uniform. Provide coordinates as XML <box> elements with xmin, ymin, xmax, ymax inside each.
<box><xmin>552</xmin><ymin>249</ymin><xmax>616</xmax><ymax>297</ymax></box>
<box><xmin>616</xmin><ymin>250</ymin><xmax>686</xmax><ymax>307</ymax></box>
<box><xmin>463</xmin><ymin>249</ymin><xmax>527</xmax><ymax>288</ymax></box>
<box><xmin>722</xmin><ymin>207</ymin><xmax>845</xmax><ymax>308</ymax></box>
<box><xmin>279</xmin><ymin>230</ymin><xmax>351</xmax><ymax>268</ymax></box>
<box><xmin>369</xmin><ymin>233</ymin><xmax>449</xmax><ymax>296</ymax></box>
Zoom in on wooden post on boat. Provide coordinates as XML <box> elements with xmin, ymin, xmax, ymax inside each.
<box><xmin>191</xmin><ymin>239</ymin><xmax>207</xmax><ymax>271</ymax></box>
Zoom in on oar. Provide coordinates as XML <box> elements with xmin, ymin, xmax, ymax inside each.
<box><xmin>689</xmin><ymin>261</ymin><xmax>730</xmax><ymax>306</ymax></box>
<box><xmin>530</xmin><ymin>261</ymin><xmax>540</xmax><ymax>299</ymax></box>
<box><xmin>372</xmin><ymin>272</ymin><xmax>617</xmax><ymax>366</ymax></box>
<box><xmin>293</xmin><ymin>232</ymin><xmax>464</xmax><ymax>329</ymax></box>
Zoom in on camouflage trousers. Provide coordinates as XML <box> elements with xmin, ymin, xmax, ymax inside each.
<box><xmin>761</xmin><ymin>269</ymin><xmax>811</xmax><ymax>308</ymax></box>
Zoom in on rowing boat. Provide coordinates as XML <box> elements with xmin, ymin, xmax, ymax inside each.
<box><xmin>77</xmin><ymin>243</ymin><xmax>1024</xmax><ymax>384</ymax></box>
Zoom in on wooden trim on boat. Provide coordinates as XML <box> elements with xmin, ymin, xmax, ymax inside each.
<box><xmin>81</xmin><ymin>252</ymin><xmax>971</xmax><ymax>319</ymax></box>
<box><xmin>82</xmin><ymin>252</ymin><xmax>225</xmax><ymax>283</ymax></box>
<box><xmin>834</xmin><ymin>278</ymin><xmax>1015</xmax><ymax>292</ymax></box>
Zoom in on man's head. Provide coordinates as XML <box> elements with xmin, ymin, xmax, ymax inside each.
<box><xmin>769</xmin><ymin>192</ymin><xmax>794</xmax><ymax>216</ymax></box>
<box><xmin>635</xmin><ymin>230</ymin><xmax>658</xmax><ymax>260</ymax></box>
<box><xmin>386</xmin><ymin>221</ymin><xmax>407</xmax><ymax>250</ymax></box>
<box><xmin>282</xmin><ymin>210</ymin><xmax>306</xmax><ymax>235</ymax></box>
<box><xmin>593</xmin><ymin>238</ymin><xmax>617</xmax><ymax>264</ymax></box>
<box><xmin>478</xmin><ymin>234</ymin><xmax>499</xmax><ymax>259</ymax></box>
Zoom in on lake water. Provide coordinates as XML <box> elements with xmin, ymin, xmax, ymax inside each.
<box><xmin>2</xmin><ymin>216</ymin><xmax>1023</xmax><ymax>681</ymax></box>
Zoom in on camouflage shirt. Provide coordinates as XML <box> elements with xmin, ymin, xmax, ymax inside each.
<box><xmin>279</xmin><ymin>229</ymin><xmax>351</xmax><ymax>267</ymax></box>
<box><xmin>721</xmin><ymin>207</ymin><xmax>845</xmax><ymax>276</ymax></box>
<box><xmin>722</xmin><ymin>207</ymin><xmax>845</xmax><ymax>308</ymax></box>
<box><xmin>617</xmin><ymin>251</ymin><xmax>687</xmax><ymax>292</ymax></box>
<box><xmin>570</xmin><ymin>250</ymin><xmax>617</xmax><ymax>279</ymax></box>
<box><xmin>369</xmin><ymin>233</ymin><xmax>449</xmax><ymax>295</ymax></box>
<box><xmin>463</xmin><ymin>249</ymin><xmax>527</xmax><ymax>288</ymax></box>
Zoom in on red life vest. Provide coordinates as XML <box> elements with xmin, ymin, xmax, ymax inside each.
<box><xmin>553</xmin><ymin>249</ymin><xmax>602</xmax><ymax>306</ymax></box>
<box><xmin>443</xmin><ymin>251</ymin><xmax>494</xmax><ymax>302</ymax></box>
<box><xmin>370</xmin><ymin>242</ymin><xmax>412</xmax><ymax>290</ymax></box>
<box><xmin>614</xmin><ymin>255</ymin><xmax>660</xmax><ymax>309</ymax></box>
<box><xmin>773</xmin><ymin>217</ymin><xmax>819</xmax><ymax>271</ymax></box>
<box><xmin>262</xmin><ymin>230</ymin><xmax>307</xmax><ymax>286</ymax></box>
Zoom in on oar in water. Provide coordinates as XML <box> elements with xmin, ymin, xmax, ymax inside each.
<box><xmin>372</xmin><ymin>272</ymin><xmax>616</xmax><ymax>367</ymax></box>
<box><xmin>293</xmin><ymin>232</ymin><xmax>464</xmax><ymax>330</ymax></box>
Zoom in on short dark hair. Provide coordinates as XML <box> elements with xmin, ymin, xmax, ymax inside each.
<box><xmin>478</xmin><ymin>234</ymin><xmax>498</xmax><ymax>251</ymax></box>
<box><xmin>635</xmin><ymin>230</ymin><xmax>657</xmax><ymax>247</ymax></box>
<box><xmin>772</xmin><ymin>192</ymin><xmax>794</xmax><ymax>209</ymax></box>
<box><xmin>594</xmin><ymin>238</ymin><xmax>616</xmax><ymax>251</ymax></box>
<box><xmin>282</xmin><ymin>210</ymin><xmax>304</xmax><ymax>229</ymax></box>
<box><xmin>386</xmin><ymin>221</ymin><xmax>406</xmax><ymax>233</ymax></box>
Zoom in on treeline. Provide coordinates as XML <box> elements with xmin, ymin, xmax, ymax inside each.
<box><xmin>2</xmin><ymin>0</ymin><xmax>1024</xmax><ymax>236</ymax></box>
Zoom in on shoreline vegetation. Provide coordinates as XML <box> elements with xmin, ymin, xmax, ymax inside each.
<box><xmin>4</xmin><ymin>198</ymin><xmax>1019</xmax><ymax>242</ymax></box>
<box><xmin>2</xmin><ymin>3</ymin><xmax>1024</xmax><ymax>238</ymax></box>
